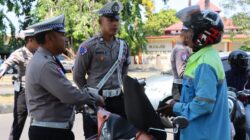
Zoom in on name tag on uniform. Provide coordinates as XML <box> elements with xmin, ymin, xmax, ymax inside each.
<box><xmin>95</xmin><ymin>51</ymin><xmax>106</xmax><ymax>54</ymax></box>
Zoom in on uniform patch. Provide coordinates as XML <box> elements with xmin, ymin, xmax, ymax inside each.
<box><xmin>79</xmin><ymin>46</ymin><xmax>87</xmax><ymax>55</ymax></box>
<box><xmin>181</xmin><ymin>53</ymin><xmax>188</xmax><ymax>61</ymax></box>
<box><xmin>57</xmin><ymin>67</ymin><xmax>65</xmax><ymax>76</ymax></box>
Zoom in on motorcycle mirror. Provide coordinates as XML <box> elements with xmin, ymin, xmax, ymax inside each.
<box><xmin>172</xmin><ymin>116</ymin><xmax>189</xmax><ymax>129</ymax></box>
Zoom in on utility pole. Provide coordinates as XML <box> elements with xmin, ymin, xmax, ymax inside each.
<box><xmin>188</xmin><ymin>0</ymin><xmax>192</xmax><ymax>6</ymax></box>
<box><xmin>205</xmin><ymin>0</ymin><xmax>210</xmax><ymax>9</ymax></box>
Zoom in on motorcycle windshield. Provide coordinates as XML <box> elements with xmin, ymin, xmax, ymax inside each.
<box><xmin>123</xmin><ymin>75</ymin><xmax>166</xmax><ymax>139</ymax></box>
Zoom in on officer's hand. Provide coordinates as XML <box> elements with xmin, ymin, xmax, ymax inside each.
<box><xmin>88</xmin><ymin>92</ymin><xmax>105</xmax><ymax>107</ymax></box>
<box><xmin>95</xmin><ymin>95</ymin><xmax>105</xmax><ymax>107</ymax></box>
<box><xmin>157</xmin><ymin>104</ymin><xmax>174</xmax><ymax>117</ymax></box>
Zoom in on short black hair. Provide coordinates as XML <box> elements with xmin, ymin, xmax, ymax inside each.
<box><xmin>24</xmin><ymin>36</ymin><xmax>34</xmax><ymax>45</ymax></box>
<box><xmin>35</xmin><ymin>31</ymin><xmax>48</xmax><ymax>45</ymax></box>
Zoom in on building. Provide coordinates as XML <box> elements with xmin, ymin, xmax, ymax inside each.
<box><xmin>145</xmin><ymin>0</ymin><xmax>248</xmax><ymax>54</ymax></box>
<box><xmin>130</xmin><ymin>0</ymin><xmax>248</xmax><ymax>71</ymax></box>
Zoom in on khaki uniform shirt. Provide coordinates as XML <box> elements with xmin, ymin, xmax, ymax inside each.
<box><xmin>171</xmin><ymin>43</ymin><xmax>190</xmax><ymax>81</ymax></box>
<box><xmin>25</xmin><ymin>47</ymin><xmax>94</xmax><ymax>122</ymax></box>
<box><xmin>2</xmin><ymin>46</ymin><xmax>33</xmax><ymax>86</ymax></box>
<box><xmin>73</xmin><ymin>34</ymin><xmax>130</xmax><ymax>90</ymax></box>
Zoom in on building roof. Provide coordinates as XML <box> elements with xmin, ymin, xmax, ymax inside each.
<box><xmin>146</xmin><ymin>34</ymin><xmax>248</xmax><ymax>40</ymax></box>
<box><xmin>164</xmin><ymin>0</ymin><xmax>239</xmax><ymax>33</ymax></box>
<box><xmin>164</xmin><ymin>22</ymin><xmax>183</xmax><ymax>31</ymax></box>
<box><xmin>164</xmin><ymin>18</ymin><xmax>240</xmax><ymax>32</ymax></box>
<box><xmin>198</xmin><ymin>0</ymin><xmax>221</xmax><ymax>12</ymax></box>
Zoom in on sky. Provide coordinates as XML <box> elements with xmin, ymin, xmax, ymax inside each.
<box><xmin>5</xmin><ymin>0</ymin><xmax>238</xmax><ymax>34</ymax></box>
<box><xmin>153</xmin><ymin>0</ymin><xmax>236</xmax><ymax>16</ymax></box>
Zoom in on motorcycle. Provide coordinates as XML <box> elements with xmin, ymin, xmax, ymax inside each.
<box><xmin>237</xmin><ymin>89</ymin><xmax>250</xmax><ymax>140</ymax></box>
<box><xmin>227</xmin><ymin>87</ymin><xmax>249</xmax><ymax>140</ymax></box>
<box><xmin>82</xmin><ymin>75</ymin><xmax>189</xmax><ymax>140</ymax></box>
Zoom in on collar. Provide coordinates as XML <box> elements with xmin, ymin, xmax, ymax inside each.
<box><xmin>187</xmin><ymin>46</ymin><xmax>213</xmax><ymax>64</ymax></box>
<box><xmin>37</xmin><ymin>47</ymin><xmax>53</xmax><ymax>56</ymax></box>
<box><xmin>23</xmin><ymin>46</ymin><xmax>34</xmax><ymax>54</ymax></box>
<box><xmin>98</xmin><ymin>33</ymin><xmax>118</xmax><ymax>43</ymax></box>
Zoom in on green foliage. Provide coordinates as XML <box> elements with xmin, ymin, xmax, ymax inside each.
<box><xmin>0</xmin><ymin>0</ymin><xmax>36</xmax><ymax>53</ymax></box>
<box><xmin>119</xmin><ymin>0</ymin><xmax>149</xmax><ymax>55</ymax></box>
<box><xmin>240</xmin><ymin>40</ymin><xmax>250</xmax><ymax>51</ymax></box>
<box><xmin>232</xmin><ymin>12</ymin><xmax>250</xmax><ymax>33</ymax></box>
<box><xmin>222</xmin><ymin>0</ymin><xmax>250</xmax><ymax>50</ymax></box>
<box><xmin>143</xmin><ymin>9</ymin><xmax>179</xmax><ymax>36</ymax></box>
<box><xmin>35</xmin><ymin>0</ymin><xmax>103</xmax><ymax>51</ymax></box>
<box><xmin>34</xmin><ymin>0</ymin><xmax>156</xmax><ymax>55</ymax></box>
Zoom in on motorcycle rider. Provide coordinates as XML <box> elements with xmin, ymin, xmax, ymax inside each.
<box><xmin>226</xmin><ymin>50</ymin><xmax>250</xmax><ymax>91</ymax></box>
<box><xmin>158</xmin><ymin>5</ymin><xmax>230</xmax><ymax>140</ymax></box>
<box><xmin>226</xmin><ymin>50</ymin><xmax>250</xmax><ymax>139</ymax></box>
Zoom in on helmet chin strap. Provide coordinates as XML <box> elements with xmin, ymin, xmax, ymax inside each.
<box><xmin>192</xmin><ymin>45</ymin><xmax>203</xmax><ymax>52</ymax></box>
<box><xmin>244</xmin><ymin>80</ymin><xmax>248</xmax><ymax>90</ymax></box>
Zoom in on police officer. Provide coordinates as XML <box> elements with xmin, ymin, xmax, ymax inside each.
<box><xmin>25</xmin><ymin>14</ymin><xmax>104</xmax><ymax>140</ymax></box>
<box><xmin>170</xmin><ymin>26</ymin><xmax>190</xmax><ymax>101</ymax></box>
<box><xmin>0</xmin><ymin>29</ymin><xmax>38</xmax><ymax>140</ymax></box>
<box><xmin>73</xmin><ymin>1</ymin><xmax>130</xmax><ymax>139</ymax></box>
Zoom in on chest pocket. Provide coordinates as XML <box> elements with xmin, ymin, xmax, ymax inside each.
<box><xmin>93</xmin><ymin>47</ymin><xmax>111</xmax><ymax>65</ymax></box>
<box><xmin>182</xmin><ymin>77</ymin><xmax>195</xmax><ymax>103</ymax></box>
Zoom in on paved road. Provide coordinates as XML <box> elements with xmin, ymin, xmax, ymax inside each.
<box><xmin>0</xmin><ymin>113</ymin><xmax>173</xmax><ymax>140</ymax></box>
<box><xmin>0</xmin><ymin>113</ymin><xmax>84</xmax><ymax>140</ymax></box>
<box><xmin>0</xmin><ymin>85</ymin><xmax>13</xmax><ymax>95</ymax></box>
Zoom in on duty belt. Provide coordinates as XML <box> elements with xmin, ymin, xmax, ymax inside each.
<box><xmin>31</xmin><ymin>119</ymin><xmax>71</xmax><ymax>129</ymax></box>
<box><xmin>87</xmin><ymin>87</ymin><xmax>121</xmax><ymax>98</ymax></box>
<box><xmin>102</xmin><ymin>88</ymin><xmax>121</xmax><ymax>98</ymax></box>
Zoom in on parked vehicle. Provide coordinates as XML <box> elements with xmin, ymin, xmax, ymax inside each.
<box><xmin>237</xmin><ymin>89</ymin><xmax>250</xmax><ymax>140</ymax></box>
<box><xmin>228</xmin><ymin>87</ymin><xmax>248</xmax><ymax>140</ymax></box>
<box><xmin>56</xmin><ymin>55</ymin><xmax>74</xmax><ymax>73</ymax></box>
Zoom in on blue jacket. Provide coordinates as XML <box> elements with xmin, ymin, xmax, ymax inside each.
<box><xmin>173</xmin><ymin>47</ymin><xmax>230</xmax><ymax>140</ymax></box>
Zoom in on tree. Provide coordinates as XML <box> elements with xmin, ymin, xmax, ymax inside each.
<box><xmin>119</xmin><ymin>0</ymin><xmax>154</xmax><ymax>55</ymax></box>
<box><xmin>0</xmin><ymin>0</ymin><xmax>36</xmax><ymax>54</ymax></box>
<box><xmin>34</xmin><ymin>0</ymin><xmax>156</xmax><ymax>55</ymax></box>
<box><xmin>143</xmin><ymin>9</ymin><xmax>179</xmax><ymax>36</ymax></box>
<box><xmin>222</xmin><ymin>0</ymin><xmax>250</xmax><ymax>51</ymax></box>
<box><xmin>34</xmin><ymin>0</ymin><xmax>104</xmax><ymax>51</ymax></box>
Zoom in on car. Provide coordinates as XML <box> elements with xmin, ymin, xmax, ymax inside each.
<box><xmin>144</xmin><ymin>51</ymin><xmax>250</xmax><ymax>127</ymax></box>
<box><xmin>56</xmin><ymin>55</ymin><xmax>74</xmax><ymax>73</ymax></box>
